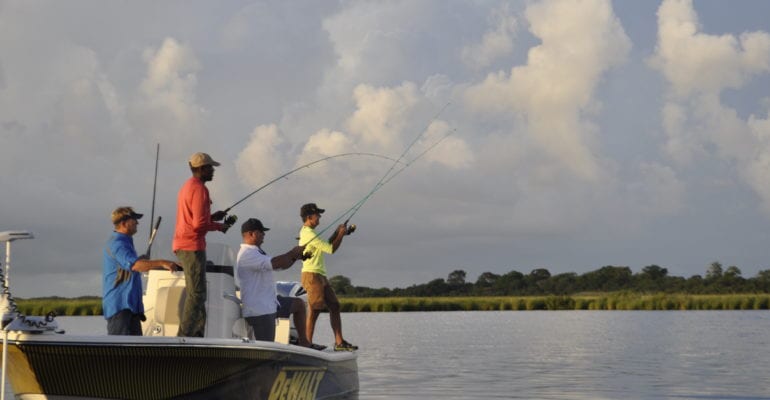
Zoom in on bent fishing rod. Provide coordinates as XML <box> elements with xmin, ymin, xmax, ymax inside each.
<box><xmin>345</xmin><ymin>128</ymin><xmax>455</xmax><ymax>224</ymax></box>
<box><xmin>341</xmin><ymin>101</ymin><xmax>451</xmax><ymax>225</ymax></box>
<box><xmin>354</xmin><ymin>101</ymin><xmax>451</xmax><ymax>214</ymax></box>
<box><xmin>222</xmin><ymin>152</ymin><xmax>405</xmax><ymax>214</ymax></box>
<box><xmin>306</xmin><ymin>101</ymin><xmax>452</xmax><ymax>240</ymax></box>
<box><xmin>301</xmin><ymin>127</ymin><xmax>455</xmax><ymax>248</ymax></box>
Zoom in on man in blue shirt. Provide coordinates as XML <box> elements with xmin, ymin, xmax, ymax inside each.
<box><xmin>103</xmin><ymin>206</ymin><xmax>178</xmax><ymax>335</ymax></box>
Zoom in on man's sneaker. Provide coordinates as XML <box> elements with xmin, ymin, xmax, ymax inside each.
<box><xmin>334</xmin><ymin>340</ymin><xmax>358</xmax><ymax>351</ymax></box>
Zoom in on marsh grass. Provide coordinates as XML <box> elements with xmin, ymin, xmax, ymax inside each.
<box><xmin>11</xmin><ymin>294</ymin><xmax>770</xmax><ymax>316</ymax></box>
<box><xmin>339</xmin><ymin>293</ymin><xmax>770</xmax><ymax>312</ymax></box>
<box><xmin>14</xmin><ymin>297</ymin><xmax>102</xmax><ymax>316</ymax></box>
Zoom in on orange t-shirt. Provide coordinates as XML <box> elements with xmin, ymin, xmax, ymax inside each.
<box><xmin>172</xmin><ymin>177</ymin><xmax>223</xmax><ymax>251</ymax></box>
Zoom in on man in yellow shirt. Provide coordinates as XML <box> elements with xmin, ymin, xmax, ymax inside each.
<box><xmin>298</xmin><ymin>203</ymin><xmax>357</xmax><ymax>351</ymax></box>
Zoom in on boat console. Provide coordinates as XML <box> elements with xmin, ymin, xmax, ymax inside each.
<box><xmin>142</xmin><ymin>265</ymin><xmax>247</xmax><ymax>338</ymax></box>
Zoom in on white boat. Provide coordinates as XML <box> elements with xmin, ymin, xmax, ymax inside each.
<box><xmin>0</xmin><ymin>231</ymin><xmax>359</xmax><ymax>400</ymax></box>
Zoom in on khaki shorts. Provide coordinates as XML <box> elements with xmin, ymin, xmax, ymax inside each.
<box><xmin>301</xmin><ymin>271</ymin><xmax>339</xmax><ymax>311</ymax></box>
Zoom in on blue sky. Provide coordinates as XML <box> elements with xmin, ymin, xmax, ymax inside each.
<box><xmin>2</xmin><ymin>0</ymin><xmax>770</xmax><ymax>297</ymax></box>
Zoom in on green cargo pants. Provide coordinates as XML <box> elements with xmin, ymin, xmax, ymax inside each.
<box><xmin>176</xmin><ymin>250</ymin><xmax>207</xmax><ymax>337</ymax></box>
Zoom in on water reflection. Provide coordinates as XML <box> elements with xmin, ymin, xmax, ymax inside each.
<box><xmin>334</xmin><ymin>311</ymin><xmax>770</xmax><ymax>400</ymax></box>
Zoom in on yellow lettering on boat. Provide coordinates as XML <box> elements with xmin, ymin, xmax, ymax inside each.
<box><xmin>287</xmin><ymin>371</ymin><xmax>305</xmax><ymax>399</ymax></box>
<box><xmin>268</xmin><ymin>367</ymin><xmax>326</xmax><ymax>400</ymax></box>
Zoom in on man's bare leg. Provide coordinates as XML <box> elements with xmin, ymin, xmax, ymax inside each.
<box><xmin>306</xmin><ymin>307</ymin><xmax>321</xmax><ymax>344</ymax></box>
<box><xmin>329</xmin><ymin>305</ymin><xmax>344</xmax><ymax>346</ymax></box>
<box><xmin>290</xmin><ymin>299</ymin><xmax>311</xmax><ymax>347</ymax></box>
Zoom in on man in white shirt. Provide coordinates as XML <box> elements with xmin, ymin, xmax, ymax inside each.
<box><xmin>236</xmin><ymin>218</ymin><xmax>323</xmax><ymax>349</ymax></box>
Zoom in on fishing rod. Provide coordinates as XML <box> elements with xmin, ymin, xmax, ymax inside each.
<box><xmin>301</xmin><ymin>127</ymin><xmax>455</xmax><ymax>248</ymax></box>
<box><xmin>145</xmin><ymin>143</ymin><xmax>160</xmax><ymax>258</ymax></box>
<box><xmin>148</xmin><ymin>143</ymin><xmax>159</xmax><ymax>239</ymax></box>
<box><xmin>143</xmin><ymin>216</ymin><xmax>161</xmax><ymax>259</ymax></box>
<box><xmin>313</xmin><ymin>102</ymin><xmax>452</xmax><ymax>237</ymax></box>
<box><xmin>345</xmin><ymin>128</ymin><xmax>455</xmax><ymax>224</ymax></box>
<box><xmin>353</xmin><ymin>102</ymin><xmax>451</xmax><ymax>215</ymax></box>
<box><xmin>115</xmin><ymin>143</ymin><xmax>162</xmax><ymax>288</ymax></box>
<box><xmin>223</xmin><ymin>152</ymin><xmax>406</xmax><ymax>214</ymax></box>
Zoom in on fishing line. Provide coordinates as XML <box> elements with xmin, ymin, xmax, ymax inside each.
<box><xmin>223</xmin><ymin>152</ymin><xmax>406</xmax><ymax>213</ymax></box>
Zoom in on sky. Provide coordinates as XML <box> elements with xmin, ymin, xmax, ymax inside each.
<box><xmin>2</xmin><ymin>0</ymin><xmax>770</xmax><ymax>298</ymax></box>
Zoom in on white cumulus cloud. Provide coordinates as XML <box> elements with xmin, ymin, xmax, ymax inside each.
<box><xmin>130</xmin><ymin>38</ymin><xmax>206</xmax><ymax>156</ymax></box>
<box><xmin>651</xmin><ymin>0</ymin><xmax>770</xmax><ymax>214</ymax></box>
<box><xmin>235</xmin><ymin>124</ymin><xmax>287</xmax><ymax>189</ymax></box>
<box><xmin>461</xmin><ymin>4</ymin><xmax>518</xmax><ymax>70</ymax></box>
<box><xmin>650</xmin><ymin>0</ymin><xmax>770</xmax><ymax>98</ymax></box>
<box><xmin>464</xmin><ymin>0</ymin><xmax>630</xmax><ymax>181</ymax></box>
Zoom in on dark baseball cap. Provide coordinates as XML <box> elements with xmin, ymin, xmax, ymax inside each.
<box><xmin>300</xmin><ymin>203</ymin><xmax>325</xmax><ymax>218</ymax></box>
<box><xmin>241</xmin><ymin>218</ymin><xmax>270</xmax><ymax>233</ymax></box>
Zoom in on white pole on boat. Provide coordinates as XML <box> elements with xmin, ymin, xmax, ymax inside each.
<box><xmin>2</xmin><ymin>241</ymin><xmax>9</xmax><ymax>400</ymax></box>
<box><xmin>1</xmin><ymin>231</ymin><xmax>34</xmax><ymax>288</ymax></box>
<box><xmin>1</xmin><ymin>241</ymin><xmax>6</xmax><ymax>400</ymax></box>
<box><xmin>0</xmin><ymin>231</ymin><xmax>34</xmax><ymax>400</ymax></box>
<box><xmin>4</xmin><ymin>241</ymin><xmax>9</xmax><ymax>289</ymax></box>
<box><xmin>1</xmin><ymin>329</ymin><xmax>7</xmax><ymax>400</ymax></box>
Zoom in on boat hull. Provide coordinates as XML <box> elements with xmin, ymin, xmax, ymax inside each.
<box><xmin>5</xmin><ymin>333</ymin><xmax>358</xmax><ymax>400</ymax></box>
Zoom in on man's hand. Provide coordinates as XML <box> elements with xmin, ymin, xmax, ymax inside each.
<box><xmin>328</xmin><ymin>222</ymin><xmax>348</xmax><ymax>250</ymax></box>
<box><xmin>221</xmin><ymin>214</ymin><xmax>238</xmax><ymax>233</ymax></box>
<box><xmin>162</xmin><ymin>261</ymin><xmax>180</xmax><ymax>272</ymax></box>
<box><xmin>211</xmin><ymin>210</ymin><xmax>227</xmax><ymax>221</ymax></box>
<box><xmin>336</xmin><ymin>223</ymin><xmax>347</xmax><ymax>236</ymax></box>
<box><xmin>289</xmin><ymin>245</ymin><xmax>306</xmax><ymax>262</ymax></box>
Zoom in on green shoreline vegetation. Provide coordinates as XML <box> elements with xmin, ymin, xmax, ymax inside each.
<box><xmin>338</xmin><ymin>293</ymin><xmax>770</xmax><ymax>312</ymax></box>
<box><xmin>12</xmin><ymin>293</ymin><xmax>770</xmax><ymax>316</ymax></box>
<box><xmin>15</xmin><ymin>296</ymin><xmax>102</xmax><ymax>317</ymax></box>
<box><xmin>13</xmin><ymin>261</ymin><xmax>770</xmax><ymax>315</ymax></box>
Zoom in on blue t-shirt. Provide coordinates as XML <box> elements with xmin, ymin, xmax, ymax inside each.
<box><xmin>102</xmin><ymin>231</ymin><xmax>142</xmax><ymax>319</ymax></box>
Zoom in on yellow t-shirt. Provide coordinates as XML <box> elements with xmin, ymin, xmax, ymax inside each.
<box><xmin>299</xmin><ymin>225</ymin><xmax>334</xmax><ymax>276</ymax></box>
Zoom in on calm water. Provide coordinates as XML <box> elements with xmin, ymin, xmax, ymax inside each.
<box><xmin>5</xmin><ymin>311</ymin><xmax>770</xmax><ymax>399</ymax></box>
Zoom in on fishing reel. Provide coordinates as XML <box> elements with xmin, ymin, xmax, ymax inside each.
<box><xmin>346</xmin><ymin>224</ymin><xmax>357</xmax><ymax>235</ymax></box>
<box><xmin>222</xmin><ymin>214</ymin><xmax>238</xmax><ymax>233</ymax></box>
<box><xmin>224</xmin><ymin>214</ymin><xmax>238</xmax><ymax>226</ymax></box>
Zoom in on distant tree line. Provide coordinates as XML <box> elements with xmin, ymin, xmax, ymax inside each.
<box><xmin>329</xmin><ymin>262</ymin><xmax>770</xmax><ymax>297</ymax></box>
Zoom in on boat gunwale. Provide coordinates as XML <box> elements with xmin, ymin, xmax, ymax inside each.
<box><xmin>5</xmin><ymin>332</ymin><xmax>357</xmax><ymax>362</ymax></box>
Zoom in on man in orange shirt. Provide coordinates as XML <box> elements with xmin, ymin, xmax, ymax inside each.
<box><xmin>173</xmin><ymin>152</ymin><xmax>229</xmax><ymax>337</ymax></box>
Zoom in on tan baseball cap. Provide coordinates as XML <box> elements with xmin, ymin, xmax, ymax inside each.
<box><xmin>189</xmin><ymin>152</ymin><xmax>221</xmax><ymax>168</ymax></box>
<box><xmin>111</xmin><ymin>206</ymin><xmax>143</xmax><ymax>225</ymax></box>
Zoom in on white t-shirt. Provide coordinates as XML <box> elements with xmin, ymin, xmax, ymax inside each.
<box><xmin>236</xmin><ymin>243</ymin><xmax>279</xmax><ymax>317</ymax></box>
